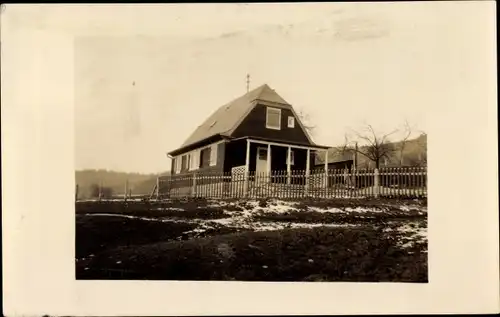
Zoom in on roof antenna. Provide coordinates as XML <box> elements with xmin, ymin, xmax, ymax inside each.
<box><xmin>246</xmin><ymin>74</ymin><xmax>250</xmax><ymax>93</ymax></box>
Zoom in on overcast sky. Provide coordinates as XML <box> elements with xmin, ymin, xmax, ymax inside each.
<box><xmin>69</xmin><ymin>2</ymin><xmax>491</xmax><ymax>173</ymax></box>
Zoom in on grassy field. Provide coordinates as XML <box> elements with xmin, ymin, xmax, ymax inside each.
<box><xmin>75</xmin><ymin>198</ymin><xmax>427</xmax><ymax>282</ymax></box>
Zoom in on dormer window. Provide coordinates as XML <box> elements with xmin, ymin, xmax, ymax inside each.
<box><xmin>266</xmin><ymin>107</ymin><xmax>281</xmax><ymax>130</ymax></box>
<box><xmin>287</xmin><ymin>116</ymin><xmax>295</xmax><ymax>128</ymax></box>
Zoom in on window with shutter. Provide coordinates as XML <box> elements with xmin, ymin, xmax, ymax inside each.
<box><xmin>202</xmin><ymin>147</ymin><xmax>211</xmax><ymax>168</ymax></box>
<box><xmin>181</xmin><ymin>155</ymin><xmax>187</xmax><ymax>171</ymax></box>
<box><xmin>189</xmin><ymin>150</ymin><xmax>200</xmax><ymax>171</ymax></box>
<box><xmin>209</xmin><ymin>144</ymin><xmax>217</xmax><ymax>166</ymax></box>
<box><xmin>195</xmin><ymin>150</ymin><xmax>200</xmax><ymax>170</ymax></box>
<box><xmin>175</xmin><ymin>157</ymin><xmax>181</xmax><ymax>173</ymax></box>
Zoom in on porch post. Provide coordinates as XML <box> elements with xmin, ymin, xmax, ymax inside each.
<box><xmin>244</xmin><ymin>139</ymin><xmax>251</xmax><ymax>196</ymax></box>
<box><xmin>287</xmin><ymin>146</ymin><xmax>292</xmax><ymax>185</ymax></box>
<box><xmin>305</xmin><ymin>149</ymin><xmax>311</xmax><ymax>195</ymax></box>
<box><xmin>324</xmin><ymin>150</ymin><xmax>328</xmax><ymax>189</ymax></box>
<box><xmin>267</xmin><ymin>144</ymin><xmax>272</xmax><ymax>182</ymax></box>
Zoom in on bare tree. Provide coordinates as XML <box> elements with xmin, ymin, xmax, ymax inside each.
<box><xmin>296</xmin><ymin>108</ymin><xmax>316</xmax><ymax>136</ymax></box>
<box><xmin>398</xmin><ymin>119</ymin><xmax>414</xmax><ymax>166</ymax></box>
<box><xmin>343</xmin><ymin>124</ymin><xmax>398</xmax><ymax>169</ymax></box>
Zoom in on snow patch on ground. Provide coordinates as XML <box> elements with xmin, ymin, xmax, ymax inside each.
<box><xmin>156</xmin><ymin>207</ymin><xmax>185</xmax><ymax>211</ymax></box>
<box><xmin>203</xmin><ymin>198</ymin><xmax>426</xmax><ymax>217</ymax></box>
<box><xmin>307</xmin><ymin>206</ymin><xmax>345</xmax><ymax>213</ymax></box>
<box><xmin>346</xmin><ymin>206</ymin><xmax>387</xmax><ymax>213</ymax></box>
<box><xmin>400</xmin><ymin>206</ymin><xmax>411</xmax><ymax>212</ymax></box>
<box><xmin>210</xmin><ymin>218</ymin><xmax>236</xmax><ymax>226</ymax></box>
<box><xmin>183</xmin><ymin>200</ymin><xmax>362</xmax><ymax>233</ymax></box>
<box><xmin>206</xmin><ymin>219</ymin><xmax>356</xmax><ymax>232</ymax></box>
<box><xmin>259</xmin><ymin>201</ymin><xmax>299</xmax><ymax>214</ymax></box>
<box><xmin>83</xmin><ymin>213</ymin><xmax>181</xmax><ymax>223</ymax></box>
<box><xmin>393</xmin><ymin>222</ymin><xmax>428</xmax><ymax>250</ymax></box>
<box><xmin>399</xmin><ymin>204</ymin><xmax>427</xmax><ymax>214</ymax></box>
<box><xmin>79</xmin><ymin>198</ymin><xmax>145</xmax><ymax>202</ymax></box>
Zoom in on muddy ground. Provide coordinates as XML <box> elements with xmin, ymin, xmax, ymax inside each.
<box><xmin>76</xmin><ymin>198</ymin><xmax>427</xmax><ymax>282</ymax></box>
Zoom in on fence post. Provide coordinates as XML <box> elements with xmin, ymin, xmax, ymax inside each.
<box><xmin>124</xmin><ymin>179</ymin><xmax>128</xmax><ymax>202</ymax></box>
<box><xmin>352</xmin><ymin>165</ymin><xmax>358</xmax><ymax>189</ymax></box>
<box><xmin>244</xmin><ymin>170</ymin><xmax>249</xmax><ymax>197</ymax></box>
<box><xmin>323</xmin><ymin>150</ymin><xmax>329</xmax><ymax>191</ymax></box>
<box><xmin>192</xmin><ymin>172</ymin><xmax>197</xmax><ymax>198</ymax></box>
<box><xmin>425</xmin><ymin>166</ymin><xmax>428</xmax><ymax>188</ymax></box>
<box><xmin>305</xmin><ymin>149</ymin><xmax>311</xmax><ymax>196</ymax></box>
<box><xmin>98</xmin><ymin>180</ymin><xmax>102</xmax><ymax>201</ymax></box>
<box><xmin>374</xmin><ymin>168</ymin><xmax>380</xmax><ymax>198</ymax></box>
<box><xmin>156</xmin><ymin>177</ymin><xmax>160</xmax><ymax>200</ymax></box>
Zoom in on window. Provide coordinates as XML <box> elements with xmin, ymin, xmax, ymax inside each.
<box><xmin>189</xmin><ymin>150</ymin><xmax>200</xmax><ymax>171</ymax></box>
<box><xmin>200</xmin><ymin>148</ymin><xmax>208</xmax><ymax>168</ymax></box>
<box><xmin>258</xmin><ymin>148</ymin><xmax>268</xmax><ymax>160</ymax></box>
<box><xmin>286</xmin><ymin>150</ymin><xmax>295</xmax><ymax>165</ymax></box>
<box><xmin>190</xmin><ymin>153</ymin><xmax>194</xmax><ymax>170</ymax></box>
<box><xmin>266</xmin><ymin>107</ymin><xmax>281</xmax><ymax>130</ymax></box>
<box><xmin>195</xmin><ymin>150</ymin><xmax>200</xmax><ymax>169</ymax></box>
<box><xmin>175</xmin><ymin>157</ymin><xmax>181</xmax><ymax>173</ymax></box>
<box><xmin>209</xmin><ymin>144</ymin><xmax>217</xmax><ymax>166</ymax></box>
<box><xmin>181</xmin><ymin>155</ymin><xmax>187</xmax><ymax>171</ymax></box>
<box><xmin>287</xmin><ymin>116</ymin><xmax>295</xmax><ymax>128</ymax></box>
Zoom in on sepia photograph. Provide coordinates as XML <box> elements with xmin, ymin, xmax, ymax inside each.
<box><xmin>2</xmin><ymin>2</ymin><xmax>498</xmax><ymax>316</ymax></box>
<box><xmin>74</xmin><ymin>3</ymin><xmax>428</xmax><ymax>282</ymax></box>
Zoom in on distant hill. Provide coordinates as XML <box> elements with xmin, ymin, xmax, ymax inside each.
<box><xmin>132</xmin><ymin>171</ymin><xmax>172</xmax><ymax>195</ymax></box>
<box><xmin>75</xmin><ymin>169</ymin><xmax>170</xmax><ymax>198</ymax></box>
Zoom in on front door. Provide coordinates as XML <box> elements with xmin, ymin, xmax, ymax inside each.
<box><xmin>255</xmin><ymin>147</ymin><xmax>268</xmax><ymax>176</ymax></box>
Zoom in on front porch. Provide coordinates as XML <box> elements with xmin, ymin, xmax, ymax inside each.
<box><xmin>223</xmin><ymin>137</ymin><xmax>331</xmax><ymax>190</ymax></box>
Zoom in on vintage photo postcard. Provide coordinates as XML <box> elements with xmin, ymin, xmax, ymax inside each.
<box><xmin>2</xmin><ymin>2</ymin><xmax>498</xmax><ymax>316</ymax></box>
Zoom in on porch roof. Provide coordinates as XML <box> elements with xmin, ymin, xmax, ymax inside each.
<box><xmin>167</xmin><ymin>135</ymin><xmax>331</xmax><ymax>157</ymax></box>
<box><xmin>167</xmin><ymin>133</ymin><xmax>229</xmax><ymax>156</ymax></box>
<box><xmin>232</xmin><ymin>136</ymin><xmax>331</xmax><ymax>150</ymax></box>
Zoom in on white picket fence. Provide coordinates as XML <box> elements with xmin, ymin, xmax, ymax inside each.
<box><xmin>157</xmin><ymin>166</ymin><xmax>427</xmax><ymax>199</ymax></box>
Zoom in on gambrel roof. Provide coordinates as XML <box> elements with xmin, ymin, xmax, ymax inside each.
<box><xmin>180</xmin><ymin>84</ymin><xmax>291</xmax><ymax>148</ymax></box>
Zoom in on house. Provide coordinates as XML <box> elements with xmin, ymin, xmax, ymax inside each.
<box><xmin>166</xmin><ymin>84</ymin><xmax>332</xmax><ymax>190</ymax></box>
<box><xmin>314</xmin><ymin>148</ymin><xmax>355</xmax><ymax>171</ymax></box>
